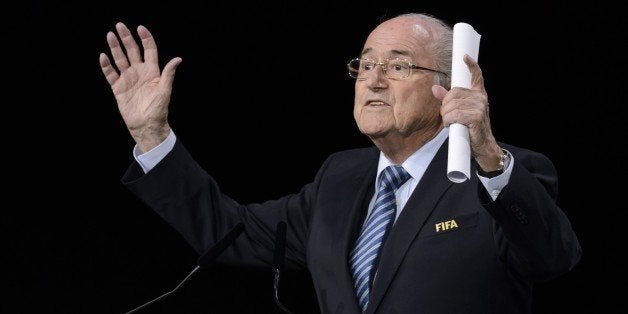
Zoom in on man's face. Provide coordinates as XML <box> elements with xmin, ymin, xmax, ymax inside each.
<box><xmin>353</xmin><ymin>17</ymin><xmax>442</xmax><ymax>140</ymax></box>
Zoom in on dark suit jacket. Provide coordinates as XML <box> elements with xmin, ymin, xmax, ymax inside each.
<box><xmin>123</xmin><ymin>139</ymin><xmax>581</xmax><ymax>314</ymax></box>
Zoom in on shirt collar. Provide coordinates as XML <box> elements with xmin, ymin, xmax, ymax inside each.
<box><xmin>375</xmin><ymin>127</ymin><xmax>449</xmax><ymax>186</ymax></box>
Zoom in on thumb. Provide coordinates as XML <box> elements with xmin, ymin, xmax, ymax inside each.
<box><xmin>160</xmin><ymin>57</ymin><xmax>183</xmax><ymax>89</ymax></box>
<box><xmin>431</xmin><ymin>85</ymin><xmax>448</xmax><ymax>101</ymax></box>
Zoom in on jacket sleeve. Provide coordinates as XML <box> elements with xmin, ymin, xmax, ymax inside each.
<box><xmin>480</xmin><ymin>147</ymin><xmax>582</xmax><ymax>281</ymax></box>
<box><xmin>122</xmin><ymin>140</ymin><xmax>331</xmax><ymax>270</ymax></box>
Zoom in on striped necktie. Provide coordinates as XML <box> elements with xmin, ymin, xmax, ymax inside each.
<box><xmin>350</xmin><ymin>165</ymin><xmax>411</xmax><ymax>312</ymax></box>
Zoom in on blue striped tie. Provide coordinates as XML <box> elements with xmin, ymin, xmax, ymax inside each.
<box><xmin>350</xmin><ymin>165</ymin><xmax>411</xmax><ymax>311</ymax></box>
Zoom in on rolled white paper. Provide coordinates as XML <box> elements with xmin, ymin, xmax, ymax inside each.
<box><xmin>447</xmin><ymin>22</ymin><xmax>481</xmax><ymax>183</ymax></box>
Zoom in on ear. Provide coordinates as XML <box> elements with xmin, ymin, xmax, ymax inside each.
<box><xmin>431</xmin><ymin>85</ymin><xmax>448</xmax><ymax>101</ymax></box>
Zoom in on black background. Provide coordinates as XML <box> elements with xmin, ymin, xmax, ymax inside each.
<box><xmin>3</xmin><ymin>1</ymin><xmax>625</xmax><ymax>313</ymax></box>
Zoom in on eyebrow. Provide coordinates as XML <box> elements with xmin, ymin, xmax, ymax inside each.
<box><xmin>360</xmin><ymin>48</ymin><xmax>412</xmax><ymax>58</ymax></box>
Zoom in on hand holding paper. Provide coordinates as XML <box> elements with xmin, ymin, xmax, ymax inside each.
<box><xmin>446</xmin><ymin>23</ymin><xmax>481</xmax><ymax>183</ymax></box>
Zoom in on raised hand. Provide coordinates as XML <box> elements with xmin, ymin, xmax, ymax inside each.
<box><xmin>432</xmin><ymin>55</ymin><xmax>503</xmax><ymax>172</ymax></box>
<box><xmin>100</xmin><ymin>22</ymin><xmax>182</xmax><ymax>153</ymax></box>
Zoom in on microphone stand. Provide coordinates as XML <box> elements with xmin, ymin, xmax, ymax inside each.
<box><xmin>124</xmin><ymin>266</ymin><xmax>199</xmax><ymax>314</ymax></box>
<box><xmin>122</xmin><ymin>223</ymin><xmax>245</xmax><ymax>313</ymax></box>
<box><xmin>273</xmin><ymin>221</ymin><xmax>293</xmax><ymax>314</ymax></box>
<box><xmin>273</xmin><ymin>268</ymin><xmax>293</xmax><ymax>314</ymax></box>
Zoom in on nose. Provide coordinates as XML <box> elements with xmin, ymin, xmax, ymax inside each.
<box><xmin>363</xmin><ymin>64</ymin><xmax>388</xmax><ymax>91</ymax></box>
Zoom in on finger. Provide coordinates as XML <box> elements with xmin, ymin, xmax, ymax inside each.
<box><xmin>441</xmin><ymin>108</ymin><xmax>463</xmax><ymax>127</ymax></box>
<box><xmin>107</xmin><ymin>31</ymin><xmax>130</xmax><ymax>71</ymax></box>
<box><xmin>463</xmin><ymin>54</ymin><xmax>485</xmax><ymax>91</ymax></box>
<box><xmin>159</xmin><ymin>57</ymin><xmax>183</xmax><ymax>89</ymax></box>
<box><xmin>440</xmin><ymin>98</ymin><xmax>462</xmax><ymax>119</ymax></box>
<box><xmin>99</xmin><ymin>53</ymin><xmax>119</xmax><ymax>86</ymax></box>
<box><xmin>137</xmin><ymin>25</ymin><xmax>158</xmax><ymax>65</ymax></box>
<box><xmin>431</xmin><ymin>85</ymin><xmax>448</xmax><ymax>101</ymax></box>
<box><xmin>439</xmin><ymin>86</ymin><xmax>467</xmax><ymax>109</ymax></box>
<box><xmin>116</xmin><ymin>22</ymin><xmax>142</xmax><ymax>64</ymax></box>
<box><xmin>442</xmin><ymin>108</ymin><xmax>477</xmax><ymax>128</ymax></box>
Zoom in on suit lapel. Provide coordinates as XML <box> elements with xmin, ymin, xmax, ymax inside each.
<box><xmin>330</xmin><ymin>148</ymin><xmax>378</xmax><ymax>313</ymax></box>
<box><xmin>367</xmin><ymin>141</ymin><xmax>454</xmax><ymax>313</ymax></box>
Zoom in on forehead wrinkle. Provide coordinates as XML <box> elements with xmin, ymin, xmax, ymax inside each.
<box><xmin>361</xmin><ymin>19</ymin><xmax>434</xmax><ymax>62</ymax></box>
<box><xmin>361</xmin><ymin>43</ymin><xmax>416</xmax><ymax>57</ymax></box>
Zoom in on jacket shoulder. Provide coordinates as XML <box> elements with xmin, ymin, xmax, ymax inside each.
<box><xmin>315</xmin><ymin>146</ymin><xmax>379</xmax><ymax>176</ymax></box>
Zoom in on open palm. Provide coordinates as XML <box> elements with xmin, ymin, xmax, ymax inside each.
<box><xmin>100</xmin><ymin>22</ymin><xmax>181</xmax><ymax>151</ymax></box>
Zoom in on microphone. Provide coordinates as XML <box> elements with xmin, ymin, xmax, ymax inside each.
<box><xmin>197</xmin><ymin>223</ymin><xmax>245</xmax><ymax>268</ymax></box>
<box><xmin>123</xmin><ymin>223</ymin><xmax>245</xmax><ymax>314</ymax></box>
<box><xmin>272</xmin><ymin>221</ymin><xmax>293</xmax><ymax>314</ymax></box>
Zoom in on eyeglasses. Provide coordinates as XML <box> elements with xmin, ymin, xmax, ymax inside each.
<box><xmin>347</xmin><ymin>57</ymin><xmax>448</xmax><ymax>80</ymax></box>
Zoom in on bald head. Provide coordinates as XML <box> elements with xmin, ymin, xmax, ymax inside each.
<box><xmin>366</xmin><ymin>13</ymin><xmax>453</xmax><ymax>88</ymax></box>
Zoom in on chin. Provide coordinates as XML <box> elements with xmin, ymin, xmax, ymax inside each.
<box><xmin>359</xmin><ymin>127</ymin><xmax>388</xmax><ymax>139</ymax></box>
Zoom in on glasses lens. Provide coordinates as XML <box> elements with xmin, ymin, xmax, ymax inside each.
<box><xmin>348</xmin><ymin>59</ymin><xmax>362</xmax><ymax>78</ymax></box>
<box><xmin>347</xmin><ymin>59</ymin><xmax>376</xmax><ymax>79</ymax></box>
<box><xmin>386</xmin><ymin>59</ymin><xmax>410</xmax><ymax>79</ymax></box>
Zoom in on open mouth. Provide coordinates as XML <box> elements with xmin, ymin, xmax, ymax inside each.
<box><xmin>366</xmin><ymin>100</ymin><xmax>390</xmax><ymax>107</ymax></box>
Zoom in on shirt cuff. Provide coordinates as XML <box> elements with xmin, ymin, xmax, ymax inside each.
<box><xmin>132</xmin><ymin>130</ymin><xmax>177</xmax><ymax>173</ymax></box>
<box><xmin>477</xmin><ymin>149</ymin><xmax>514</xmax><ymax>201</ymax></box>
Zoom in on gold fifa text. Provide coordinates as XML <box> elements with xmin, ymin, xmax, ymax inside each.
<box><xmin>435</xmin><ymin>219</ymin><xmax>458</xmax><ymax>232</ymax></box>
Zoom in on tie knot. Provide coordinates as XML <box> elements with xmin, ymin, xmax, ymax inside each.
<box><xmin>379</xmin><ymin>165</ymin><xmax>411</xmax><ymax>191</ymax></box>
